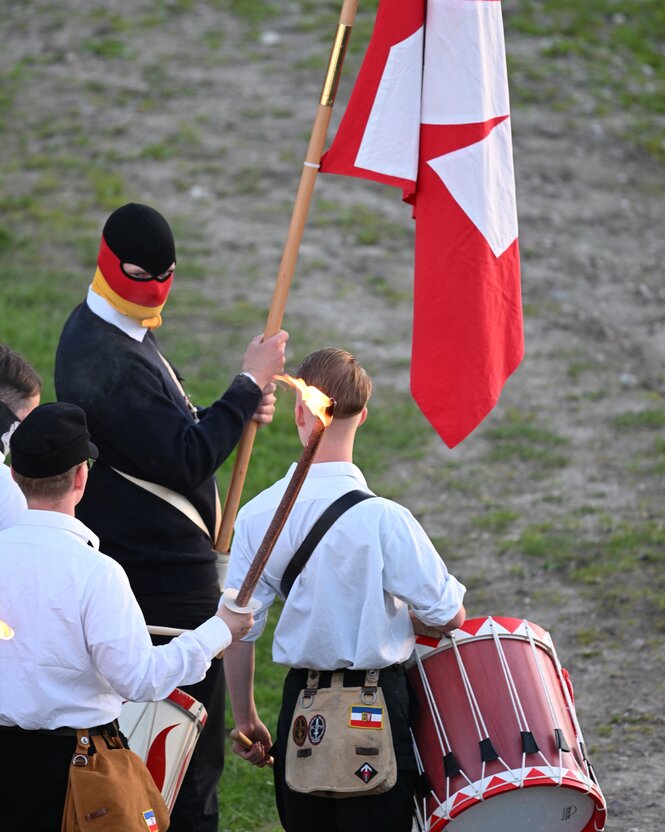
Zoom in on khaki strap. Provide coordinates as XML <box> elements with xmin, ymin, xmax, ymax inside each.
<box><xmin>156</xmin><ymin>349</ymin><xmax>199</xmax><ymax>422</ymax></box>
<box><xmin>111</xmin><ymin>467</ymin><xmax>215</xmax><ymax>540</ymax></box>
<box><xmin>153</xmin><ymin>349</ymin><xmax>222</xmax><ymax>538</ymax></box>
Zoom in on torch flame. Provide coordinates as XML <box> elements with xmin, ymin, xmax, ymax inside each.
<box><xmin>0</xmin><ymin>619</ymin><xmax>15</xmax><ymax>640</ymax></box>
<box><xmin>275</xmin><ymin>375</ymin><xmax>334</xmax><ymax>427</ymax></box>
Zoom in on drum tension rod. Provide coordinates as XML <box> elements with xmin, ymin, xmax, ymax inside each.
<box><xmin>479</xmin><ymin>738</ymin><xmax>499</xmax><ymax>763</ymax></box>
<box><xmin>521</xmin><ymin>731</ymin><xmax>539</xmax><ymax>755</ymax></box>
<box><xmin>444</xmin><ymin>751</ymin><xmax>462</xmax><ymax>779</ymax></box>
<box><xmin>553</xmin><ymin>728</ymin><xmax>570</xmax><ymax>753</ymax></box>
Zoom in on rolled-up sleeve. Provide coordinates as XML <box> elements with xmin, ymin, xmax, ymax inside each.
<box><xmin>381</xmin><ymin>505</ymin><xmax>466</xmax><ymax>627</ymax></box>
<box><xmin>85</xmin><ymin>560</ymin><xmax>232</xmax><ymax>702</ymax></box>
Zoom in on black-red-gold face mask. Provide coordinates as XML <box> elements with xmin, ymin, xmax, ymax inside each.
<box><xmin>97</xmin><ymin>236</ymin><xmax>174</xmax><ymax>307</ymax></box>
<box><xmin>92</xmin><ymin>203</ymin><xmax>177</xmax><ymax>328</ymax></box>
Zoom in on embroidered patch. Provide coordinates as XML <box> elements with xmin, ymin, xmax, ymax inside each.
<box><xmin>349</xmin><ymin>705</ymin><xmax>384</xmax><ymax>729</ymax></box>
<box><xmin>308</xmin><ymin>714</ymin><xmax>326</xmax><ymax>745</ymax></box>
<box><xmin>355</xmin><ymin>762</ymin><xmax>378</xmax><ymax>784</ymax></box>
<box><xmin>142</xmin><ymin>808</ymin><xmax>160</xmax><ymax>831</ymax></box>
<box><xmin>292</xmin><ymin>715</ymin><xmax>308</xmax><ymax>746</ymax></box>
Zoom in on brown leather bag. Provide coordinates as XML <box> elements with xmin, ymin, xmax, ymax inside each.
<box><xmin>285</xmin><ymin>670</ymin><xmax>397</xmax><ymax>798</ymax></box>
<box><xmin>60</xmin><ymin>728</ymin><xmax>170</xmax><ymax>831</ymax></box>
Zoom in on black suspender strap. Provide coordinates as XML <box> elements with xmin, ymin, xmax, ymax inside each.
<box><xmin>280</xmin><ymin>490</ymin><xmax>376</xmax><ymax>599</ymax></box>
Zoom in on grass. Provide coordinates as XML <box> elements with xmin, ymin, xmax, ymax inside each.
<box><xmin>612</xmin><ymin>409</ymin><xmax>665</xmax><ymax>430</ymax></box>
<box><xmin>220</xmin><ymin>602</ymin><xmax>285</xmax><ymax>832</ymax></box>
<box><xmin>645</xmin><ymin>437</ymin><xmax>665</xmax><ymax>476</ymax></box>
<box><xmin>313</xmin><ymin>199</ymin><xmax>412</xmax><ymax>251</ymax></box>
<box><xmin>472</xmin><ymin>507</ymin><xmax>520</xmax><ymax>532</ymax></box>
<box><xmin>483</xmin><ymin>407</ymin><xmax>570</xmax><ymax>472</ymax></box>
<box><xmin>501</xmin><ymin>518</ymin><xmax>665</xmax><ymax>631</ymax></box>
<box><xmin>507</xmin><ymin>0</ymin><xmax>665</xmax><ymax>161</ymax></box>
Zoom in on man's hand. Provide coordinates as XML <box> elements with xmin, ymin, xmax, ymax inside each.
<box><xmin>252</xmin><ymin>382</ymin><xmax>277</xmax><ymax>426</ymax></box>
<box><xmin>231</xmin><ymin>720</ymin><xmax>273</xmax><ymax>768</ymax></box>
<box><xmin>242</xmin><ymin>330</ymin><xmax>289</xmax><ymax>391</ymax></box>
<box><xmin>216</xmin><ymin>605</ymin><xmax>254</xmax><ymax>641</ymax></box>
<box><xmin>409</xmin><ymin>604</ymin><xmax>465</xmax><ymax>638</ymax></box>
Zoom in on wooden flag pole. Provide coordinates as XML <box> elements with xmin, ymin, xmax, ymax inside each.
<box><xmin>215</xmin><ymin>0</ymin><xmax>359</xmax><ymax>555</ymax></box>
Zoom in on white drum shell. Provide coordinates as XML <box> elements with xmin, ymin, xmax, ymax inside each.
<box><xmin>119</xmin><ymin>688</ymin><xmax>207</xmax><ymax>812</ymax></box>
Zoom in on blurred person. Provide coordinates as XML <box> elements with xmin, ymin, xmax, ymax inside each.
<box><xmin>0</xmin><ymin>344</ymin><xmax>42</xmax><ymax>530</ymax></box>
<box><xmin>0</xmin><ymin>402</ymin><xmax>254</xmax><ymax>832</ymax></box>
<box><xmin>224</xmin><ymin>348</ymin><xmax>466</xmax><ymax>832</ymax></box>
<box><xmin>54</xmin><ymin>202</ymin><xmax>288</xmax><ymax>831</ymax></box>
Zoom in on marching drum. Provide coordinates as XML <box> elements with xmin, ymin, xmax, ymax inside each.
<box><xmin>408</xmin><ymin>617</ymin><xmax>606</xmax><ymax>832</ymax></box>
<box><xmin>119</xmin><ymin>688</ymin><xmax>207</xmax><ymax>812</ymax></box>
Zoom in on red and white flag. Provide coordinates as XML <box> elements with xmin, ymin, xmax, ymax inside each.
<box><xmin>321</xmin><ymin>0</ymin><xmax>523</xmax><ymax>448</ymax></box>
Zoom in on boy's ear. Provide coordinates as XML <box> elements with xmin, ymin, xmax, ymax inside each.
<box><xmin>295</xmin><ymin>402</ymin><xmax>307</xmax><ymax>427</ymax></box>
<box><xmin>74</xmin><ymin>461</ymin><xmax>88</xmax><ymax>491</ymax></box>
<box><xmin>357</xmin><ymin>406</ymin><xmax>368</xmax><ymax>427</ymax></box>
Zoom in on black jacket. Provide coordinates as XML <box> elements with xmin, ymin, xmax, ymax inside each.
<box><xmin>55</xmin><ymin>302</ymin><xmax>261</xmax><ymax>594</ymax></box>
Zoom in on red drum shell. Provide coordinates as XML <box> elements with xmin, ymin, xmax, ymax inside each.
<box><xmin>408</xmin><ymin>617</ymin><xmax>606</xmax><ymax>832</ymax></box>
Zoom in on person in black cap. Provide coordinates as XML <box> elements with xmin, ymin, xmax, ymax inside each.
<box><xmin>54</xmin><ymin>202</ymin><xmax>288</xmax><ymax>832</ymax></box>
<box><xmin>0</xmin><ymin>344</ymin><xmax>42</xmax><ymax>531</ymax></box>
<box><xmin>0</xmin><ymin>402</ymin><xmax>254</xmax><ymax>832</ymax></box>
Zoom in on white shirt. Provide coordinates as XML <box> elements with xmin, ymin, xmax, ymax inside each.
<box><xmin>0</xmin><ymin>510</ymin><xmax>231</xmax><ymax>730</ymax></box>
<box><xmin>0</xmin><ymin>456</ymin><xmax>26</xmax><ymax>532</ymax></box>
<box><xmin>86</xmin><ymin>286</ymin><xmax>148</xmax><ymax>342</ymax></box>
<box><xmin>226</xmin><ymin>461</ymin><xmax>465</xmax><ymax>670</ymax></box>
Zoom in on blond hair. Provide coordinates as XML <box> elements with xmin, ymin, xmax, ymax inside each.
<box><xmin>12</xmin><ymin>467</ymin><xmax>78</xmax><ymax>501</ymax></box>
<box><xmin>296</xmin><ymin>348</ymin><xmax>372</xmax><ymax>419</ymax></box>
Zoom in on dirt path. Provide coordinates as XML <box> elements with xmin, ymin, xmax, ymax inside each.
<box><xmin>3</xmin><ymin>2</ymin><xmax>664</xmax><ymax>829</ymax></box>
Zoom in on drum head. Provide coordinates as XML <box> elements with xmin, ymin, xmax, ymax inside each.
<box><xmin>444</xmin><ymin>785</ymin><xmax>597</xmax><ymax>832</ymax></box>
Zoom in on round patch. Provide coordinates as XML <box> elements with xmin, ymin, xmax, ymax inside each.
<box><xmin>308</xmin><ymin>714</ymin><xmax>326</xmax><ymax>745</ymax></box>
<box><xmin>292</xmin><ymin>715</ymin><xmax>308</xmax><ymax>747</ymax></box>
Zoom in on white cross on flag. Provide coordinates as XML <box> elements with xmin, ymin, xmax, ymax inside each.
<box><xmin>321</xmin><ymin>0</ymin><xmax>524</xmax><ymax>448</ymax></box>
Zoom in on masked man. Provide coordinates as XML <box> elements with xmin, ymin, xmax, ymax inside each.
<box><xmin>55</xmin><ymin>202</ymin><xmax>288</xmax><ymax>832</ymax></box>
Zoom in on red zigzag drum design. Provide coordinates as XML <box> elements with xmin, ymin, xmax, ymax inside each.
<box><xmin>408</xmin><ymin>616</ymin><xmax>607</xmax><ymax>832</ymax></box>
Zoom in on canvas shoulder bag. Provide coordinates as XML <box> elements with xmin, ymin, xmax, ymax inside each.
<box><xmin>60</xmin><ymin>728</ymin><xmax>170</xmax><ymax>832</ymax></box>
<box><xmin>285</xmin><ymin>669</ymin><xmax>398</xmax><ymax>798</ymax></box>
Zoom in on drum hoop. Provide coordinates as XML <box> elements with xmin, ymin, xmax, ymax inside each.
<box><xmin>414</xmin><ymin>631</ymin><xmax>554</xmax><ymax>663</ymax></box>
<box><xmin>167</xmin><ymin>688</ymin><xmax>206</xmax><ymax>719</ymax></box>
<box><xmin>424</xmin><ymin>767</ymin><xmax>606</xmax><ymax>828</ymax></box>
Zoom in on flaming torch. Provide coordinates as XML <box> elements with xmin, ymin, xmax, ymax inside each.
<box><xmin>0</xmin><ymin>619</ymin><xmax>15</xmax><ymax>640</ymax></box>
<box><xmin>223</xmin><ymin>375</ymin><xmax>334</xmax><ymax>613</ymax></box>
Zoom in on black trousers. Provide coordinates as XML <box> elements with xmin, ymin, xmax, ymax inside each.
<box><xmin>0</xmin><ymin>723</ymin><xmax>122</xmax><ymax>832</ymax></box>
<box><xmin>139</xmin><ymin>582</ymin><xmax>225</xmax><ymax>832</ymax></box>
<box><xmin>0</xmin><ymin>729</ymin><xmax>76</xmax><ymax>831</ymax></box>
<box><xmin>272</xmin><ymin>665</ymin><xmax>419</xmax><ymax>832</ymax></box>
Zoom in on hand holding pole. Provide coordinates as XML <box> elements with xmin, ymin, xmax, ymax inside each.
<box><xmin>229</xmin><ymin>728</ymin><xmax>275</xmax><ymax>768</ymax></box>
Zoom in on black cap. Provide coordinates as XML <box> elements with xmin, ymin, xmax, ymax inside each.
<box><xmin>102</xmin><ymin>203</ymin><xmax>176</xmax><ymax>277</ymax></box>
<box><xmin>10</xmin><ymin>403</ymin><xmax>99</xmax><ymax>478</ymax></box>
